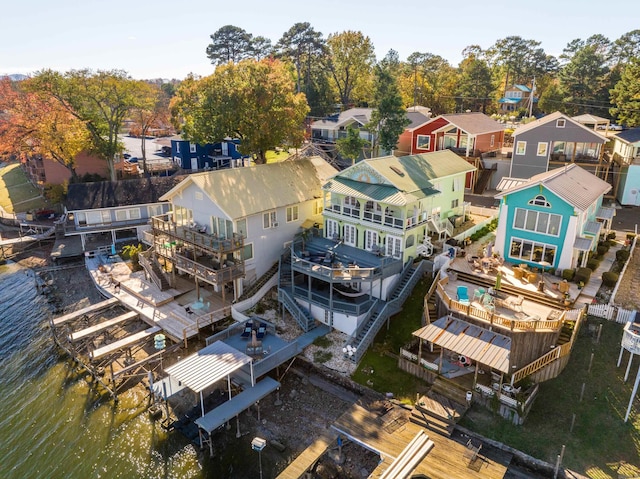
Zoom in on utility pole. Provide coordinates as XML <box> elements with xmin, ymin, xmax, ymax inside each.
<box><xmin>528</xmin><ymin>77</ymin><xmax>536</xmax><ymax>118</ymax></box>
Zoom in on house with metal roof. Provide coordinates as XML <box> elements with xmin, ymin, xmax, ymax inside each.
<box><xmin>610</xmin><ymin>128</ymin><xmax>640</xmax><ymax>205</ymax></box>
<box><xmin>498</xmin><ymin>84</ymin><xmax>536</xmax><ymax>112</ymax></box>
<box><xmin>509</xmin><ymin>112</ymin><xmax>609</xmax><ymax>181</ymax></box>
<box><xmin>493</xmin><ymin>164</ymin><xmax>613</xmax><ymax>270</ymax></box>
<box><xmin>396</xmin><ymin>112</ymin><xmax>505</xmax><ymax>159</ymax></box>
<box><xmin>149</xmin><ymin>157</ymin><xmax>337</xmax><ymax>300</ymax></box>
<box><xmin>278</xmin><ymin>150</ymin><xmax>474</xmax><ymax>361</ymax></box>
<box><xmin>170</xmin><ymin>138</ymin><xmax>249</xmax><ymax>172</ymax></box>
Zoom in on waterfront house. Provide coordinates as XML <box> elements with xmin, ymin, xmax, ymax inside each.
<box><xmin>62</xmin><ymin>175</ymin><xmax>183</xmax><ymax>254</ymax></box>
<box><xmin>22</xmin><ymin>151</ymin><xmax>109</xmax><ymax>186</ymax></box>
<box><xmin>493</xmin><ymin>164</ymin><xmax>613</xmax><ymax>271</ymax></box>
<box><xmin>610</xmin><ymin>128</ymin><xmax>640</xmax><ymax>205</ymax></box>
<box><xmin>278</xmin><ymin>150</ymin><xmax>474</xmax><ymax>361</ymax></box>
<box><xmin>150</xmin><ymin>157</ymin><xmax>337</xmax><ymax>300</ymax></box>
<box><xmin>509</xmin><ymin>112</ymin><xmax>608</xmax><ymax>180</ymax></box>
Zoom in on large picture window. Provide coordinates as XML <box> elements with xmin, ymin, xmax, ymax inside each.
<box><xmin>510</xmin><ymin>237</ymin><xmax>556</xmax><ymax>264</ymax></box>
<box><xmin>513</xmin><ymin>208</ymin><xmax>561</xmax><ymax>236</ymax></box>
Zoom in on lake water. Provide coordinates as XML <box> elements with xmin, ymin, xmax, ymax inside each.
<box><xmin>0</xmin><ymin>262</ymin><xmax>205</xmax><ymax>479</ymax></box>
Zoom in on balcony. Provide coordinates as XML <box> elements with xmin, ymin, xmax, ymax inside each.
<box><xmin>622</xmin><ymin>321</ymin><xmax>640</xmax><ymax>355</ymax></box>
<box><xmin>172</xmin><ymin>253</ymin><xmax>244</xmax><ymax>285</ymax></box>
<box><xmin>326</xmin><ymin>205</ymin><xmax>429</xmax><ymax>232</ymax></box>
<box><xmin>151</xmin><ymin>215</ymin><xmax>243</xmax><ymax>255</ymax></box>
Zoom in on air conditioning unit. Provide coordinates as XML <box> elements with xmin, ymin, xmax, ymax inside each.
<box><xmin>272</xmin><ymin>222</ymin><xmax>279</xmax><ymax>228</ymax></box>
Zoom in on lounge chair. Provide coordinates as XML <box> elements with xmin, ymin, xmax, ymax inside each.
<box><xmin>256</xmin><ymin>322</ymin><xmax>267</xmax><ymax>340</ymax></box>
<box><xmin>473</xmin><ymin>288</ymin><xmax>485</xmax><ymax>302</ymax></box>
<box><xmin>241</xmin><ymin>322</ymin><xmax>253</xmax><ymax>339</ymax></box>
<box><xmin>456</xmin><ymin>286</ymin><xmax>470</xmax><ymax>305</ymax></box>
<box><xmin>482</xmin><ymin>294</ymin><xmax>495</xmax><ymax>312</ymax></box>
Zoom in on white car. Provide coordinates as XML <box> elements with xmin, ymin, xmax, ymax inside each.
<box><xmin>609</xmin><ymin>124</ymin><xmax>623</xmax><ymax>131</ymax></box>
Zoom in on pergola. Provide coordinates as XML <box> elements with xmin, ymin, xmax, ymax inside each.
<box><xmin>164</xmin><ymin>340</ymin><xmax>254</xmax><ymax>417</ymax></box>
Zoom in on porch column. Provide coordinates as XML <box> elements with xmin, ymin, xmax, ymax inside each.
<box><xmin>473</xmin><ymin>363</ymin><xmax>479</xmax><ymax>389</ymax></box>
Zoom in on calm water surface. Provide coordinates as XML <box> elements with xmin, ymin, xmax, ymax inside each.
<box><xmin>0</xmin><ymin>262</ymin><xmax>205</xmax><ymax>479</ymax></box>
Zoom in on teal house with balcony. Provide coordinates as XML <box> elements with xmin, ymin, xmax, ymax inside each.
<box><xmin>493</xmin><ymin>164</ymin><xmax>614</xmax><ymax>271</ymax></box>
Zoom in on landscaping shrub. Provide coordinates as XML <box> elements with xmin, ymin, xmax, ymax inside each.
<box><xmin>607</xmin><ymin>232</ymin><xmax>616</xmax><ymax>240</ymax></box>
<box><xmin>616</xmin><ymin>249</ymin><xmax>630</xmax><ymax>262</ymax></box>
<box><xmin>597</xmin><ymin>243</ymin><xmax>609</xmax><ymax>256</ymax></box>
<box><xmin>602</xmin><ymin>271</ymin><xmax>619</xmax><ymax>287</ymax></box>
<box><xmin>562</xmin><ymin>269</ymin><xmax>575</xmax><ymax>281</ymax></box>
<box><xmin>574</xmin><ymin>267</ymin><xmax>592</xmax><ymax>284</ymax></box>
<box><xmin>587</xmin><ymin>259</ymin><xmax>600</xmax><ymax>271</ymax></box>
<box><xmin>627</xmin><ymin>233</ymin><xmax>636</xmax><ymax>241</ymax></box>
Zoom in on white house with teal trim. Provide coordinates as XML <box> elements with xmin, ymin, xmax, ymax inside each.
<box><xmin>321</xmin><ymin>150</ymin><xmax>476</xmax><ymax>264</ymax></box>
<box><xmin>493</xmin><ymin>164</ymin><xmax>613</xmax><ymax>271</ymax></box>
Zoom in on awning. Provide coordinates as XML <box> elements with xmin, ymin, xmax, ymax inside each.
<box><xmin>413</xmin><ymin>316</ymin><xmax>511</xmax><ymax>373</ymax></box>
<box><xmin>499</xmin><ymin>98</ymin><xmax>520</xmax><ymax>104</ymax></box>
<box><xmin>583</xmin><ymin>220</ymin><xmax>602</xmax><ymax>236</ymax></box>
<box><xmin>496</xmin><ymin>177</ymin><xmax>528</xmax><ymax>191</ymax></box>
<box><xmin>164</xmin><ymin>341</ymin><xmax>252</xmax><ymax>393</ymax></box>
<box><xmin>574</xmin><ymin>236</ymin><xmax>594</xmax><ymax>251</ymax></box>
<box><xmin>596</xmin><ymin>206</ymin><xmax>616</xmax><ymax>221</ymax></box>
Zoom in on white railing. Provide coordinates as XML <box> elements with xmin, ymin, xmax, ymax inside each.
<box><xmin>400</xmin><ymin>348</ymin><xmax>417</xmax><ymax>362</ymax></box>
<box><xmin>621</xmin><ymin>326</ymin><xmax>640</xmax><ymax>355</ymax></box>
<box><xmin>420</xmin><ymin>358</ymin><xmax>438</xmax><ymax>371</ymax></box>
<box><xmin>588</xmin><ymin>304</ymin><xmax>636</xmax><ymax>324</ymax></box>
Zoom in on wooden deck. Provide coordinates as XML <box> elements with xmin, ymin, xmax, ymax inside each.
<box><xmin>68</xmin><ymin>311</ymin><xmax>138</xmax><ymax>342</ymax></box>
<box><xmin>333</xmin><ymin>403</ymin><xmax>509</xmax><ymax>479</ymax></box>
<box><xmin>52</xmin><ymin>297</ymin><xmax>120</xmax><ymax>326</ymax></box>
<box><xmin>89</xmin><ymin>326</ymin><xmax>161</xmax><ymax>361</ymax></box>
<box><xmin>276</xmin><ymin>430</ymin><xmax>338</xmax><ymax>479</ymax></box>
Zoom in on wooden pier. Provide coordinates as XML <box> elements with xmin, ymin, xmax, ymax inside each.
<box><xmin>52</xmin><ymin>297</ymin><xmax>120</xmax><ymax>326</ymax></box>
<box><xmin>276</xmin><ymin>430</ymin><xmax>338</xmax><ymax>479</ymax></box>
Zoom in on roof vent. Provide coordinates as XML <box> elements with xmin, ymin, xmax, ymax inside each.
<box><xmin>390</xmin><ymin>166</ymin><xmax>404</xmax><ymax>177</ymax></box>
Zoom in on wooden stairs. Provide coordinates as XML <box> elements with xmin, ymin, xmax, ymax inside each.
<box><xmin>556</xmin><ymin>320</ymin><xmax>575</xmax><ymax>346</ymax></box>
<box><xmin>410</xmin><ymin>387</ymin><xmax>468</xmax><ymax>437</ymax></box>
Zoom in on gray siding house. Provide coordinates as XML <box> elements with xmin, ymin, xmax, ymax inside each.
<box><xmin>510</xmin><ymin>112</ymin><xmax>607</xmax><ymax>179</ymax></box>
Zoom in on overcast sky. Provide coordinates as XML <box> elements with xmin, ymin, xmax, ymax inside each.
<box><xmin>2</xmin><ymin>0</ymin><xmax>638</xmax><ymax>80</ymax></box>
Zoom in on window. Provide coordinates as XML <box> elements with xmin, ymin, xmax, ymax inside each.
<box><xmin>189</xmin><ymin>143</ymin><xmax>196</xmax><ymax>153</ymax></box>
<box><xmin>515</xmin><ymin>141</ymin><xmax>527</xmax><ymax>155</ymax></box>
<box><xmin>242</xmin><ymin>243</ymin><xmax>253</xmax><ymax>260</ymax></box>
<box><xmin>129</xmin><ymin>208</ymin><xmax>141</xmax><ymax>220</ymax></box>
<box><xmin>343</xmin><ymin>224</ymin><xmax>356</xmax><ymax>246</ymax></box>
<box><xmin>236</xmin><ymin>218</ymin><xmax>247</xmax><ymax>238</ymax></box>
<box><xmin>365</xmin><ymin>230</ymin><xmax>378</xmax><ymax>251</ymax></box>
<box><xmin>513</xmin><ymin>207</ymin><xmax>561</xmax><ymax>236</ymax></box>
<box><xmin>148</xmin><ymin>204</ymin><xmax>163</xmax><ymax>217</ymax></box>
<box><xmin>451</xmin><ymin>199</ymin><xmax>459</xmax><ymax>209</ymax></box>
<box><xmin>556</xmin><ymin>119</ymin><xmax>566</xmax><ymax>128</ymax></box>
<box><xmin>416</xmin><ymin>134</ymin><xmax>431</xmax><ymax>150</ymax></box>
<box><xmin>386</xmin><ymin>235</ymin><xmax>402</xmax><ymax>259</ymax></box>
<box><xmin>406</xmin><ymin>235</ymin><xmax>415</xmax><ymax>248</ymax></box>
<box><xmin>263</xmin><ymin>211</ymin><xmax>277</xmax><ymax>229</ymax></box>
<box><xmin>509</xmin><ymin>237</ymin><xmax>556</xmax><ymax>264</ymax></box>
<box><xmin>286</xmin><ymin>206</ymin><xmax>299</xmax><ymax>222</ymax></box>
<box><xmin>452</xmin><ymin>178</ymin><xmax>462</xmax><ymax>192</ymax></box>
<box><xmin>537</xmin><ymin>142</ymin><xmax>548</xmax><ymax>157</ymax></box>
<box><xmin>529</xmin><ymin>195</ymin><xmax>550</xmax><ymax>207</ymax></box>
<box><xmin>490</xmin><ymin>135</ymin><xmax>495</xmax><ymax>147</ymax></box>
<box><xmin>326</xmin><ymin>219</ymin><xmax>339</xmax><ymax>240</ymax></box>
<box><xmin>86</xmin><ymin>210</ymin><xmax>111</xmax><ymax>225</ymax></box>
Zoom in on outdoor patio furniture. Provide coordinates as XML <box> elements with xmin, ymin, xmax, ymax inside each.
<box><xmin>506</xmin><ymin>295</ymin><xmax>524</xmax><ymax>312</ymax></box>
<box><xmin>456</xmin><ymin>286</ymin><xmax>470</xmax><ymax>305</ymax></box>
<box><xmin>256</xmin><ymin>323</ymin><xmax>267</xmax><ymax>340</ymax></box>
<box><xmin>241</xmin><ymin>323</ymin><xmax>253</xmax><ymax>339</ymax></box>
<box><xmin>473</xmin><ymin>288</ymin><xmax>486</xmax><ymax>301</ymax></box>
<box><xmin>482</xmin><ymin>294</ymin><xmax>495</xmax><ymax>312</ymax></box>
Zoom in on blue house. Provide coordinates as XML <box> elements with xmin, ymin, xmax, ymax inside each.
<box><xmin>171</xmin><ymin>139</ymin><xmax>249</xmax><ymax>171</ymax></box>
<box><xmin>493</xmin><ymin>164</ymin><xmax>614</xmax><ymax>271</ymax></box>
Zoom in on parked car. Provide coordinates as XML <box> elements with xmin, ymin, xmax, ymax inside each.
<box><xmin>610</xmin><ymin>124</ymin><xmax>624</xmax><ymax>131</ymax></box>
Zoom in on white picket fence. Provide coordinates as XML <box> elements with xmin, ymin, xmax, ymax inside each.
<box><xmin>587</xmin><ymin>303</ymin><xmax>636</xmax><ymax>324</ymax></box>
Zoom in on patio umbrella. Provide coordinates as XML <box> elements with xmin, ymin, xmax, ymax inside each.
<box><xmin>538</xmin><ymin>261</ymin><xmax>552</xmax><ymax>291</ymax></box>
<box><xmin>494</xmin><ymin>270</ymin><xmax>502</xmax><ymax>291</ymax></box>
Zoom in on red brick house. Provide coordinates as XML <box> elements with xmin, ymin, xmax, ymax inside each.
<box><xmin>397</xmin><ymin>112</ymin><xmax>505</xmax><ymax>158</ymax></box>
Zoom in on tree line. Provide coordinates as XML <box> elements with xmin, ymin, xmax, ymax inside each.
<box><xmin>1</xmin><ymin>24</ymin><xmax>639</xmax><ymax>182</ymax></box>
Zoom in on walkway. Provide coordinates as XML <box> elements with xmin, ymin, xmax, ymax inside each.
<box><xmin>577</xmin><ymin>236</ymin><xmax>623</xmax><ymax>305</ymax></box>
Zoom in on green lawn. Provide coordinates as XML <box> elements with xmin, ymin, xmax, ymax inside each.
<box><xmin>459</xmin><ymin>317</ymin><xmax>640</xmax><ymax>478</ymax></box>
<box><xmin>352</xmin><ymin>275</ymin><xmax>432</xmax><ymax>403</ymax></box>
<box><xmin>265</xmin><ymin>150</ymin><xmax>291</xmax><ymax>163</ymax></box>
<box><xmin>0</xmin><ymin>163</ymin><xmax>46</xmax><ymax>213</ymax></box>
<box><xmin>350</xmin><ymin>272</ymin><xmax>640</xmax><ymax>477</ymax></box>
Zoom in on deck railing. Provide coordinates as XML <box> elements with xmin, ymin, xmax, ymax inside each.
<box><xmin>436</xmin><ymin>280</ymin><xmax>563</xmax><ymax>332</ymax></box>
<box><xmin>172</xmin><ymin>254</ymin><xmax>244</xmax><ymax>285</ymax></box>
<box><xmin>181</xmin><ymin>306</ymin><xmax>231</xmax><ymax>346</ymax></box>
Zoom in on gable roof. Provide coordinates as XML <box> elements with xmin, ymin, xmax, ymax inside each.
<box><xmin>406</xmin><ymin>110</ymin><xmax>431</xmax><ymax>129</ymax></box>
<box><xmin>65</xmin><ymin>175</ymin><xmax>186</xmax><ymax>211</ymax></box>
<box><xmin>416</xmin><ymin>112</ymin><xmax>503</xmax><ymax>135</ymax></box>
<box><xmin>571</xmin><ymin>113</ymin><xmax>609</xmax><ymax>125</ymax></box>
<box><xmin>161</xmin><ymin>157</ymin><xmax>337</xmax><ymax>219</ymax></box>
<box><xmin>325</xmin><ymin>151</ymin><xmax>475</xmax><ymax>206</ymax></box>
<box><xmin>513</xmin><ymin>111</ymin><xmax>608</xmax><ymax>141</ymax></box>
<box><xmin>310</xmin><ymin>108</ymin><xmax>374</xmax><ymax>130</ymax></box>
<box><xmin>495</xmin><ymin>164</ymin><xmax>611</xmax><ymax>211</ymax></box>
<box><xmin>614</xmin><ymin>127</ymin><xmax>640</xmax><ymax>144</ymax></box>
<box><xmin>511</xmin><ymin>84</ymin><xmax>531</xmax><ymax>92</ymax></box>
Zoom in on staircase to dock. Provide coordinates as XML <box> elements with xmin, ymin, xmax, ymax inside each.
<box><xmin>410</xmin><ymin>388</ymin><xmax>468</xmax><ymax>437</ymax></box>
<box><xmin>344</xmin><ymin>260</ymin><xmax>426</xmax><ymax>363</ymax></box>
<box><xmin>278</xmin><ymin>250</ymin><xmax>316</xmax><ymax>332</ymax></box>
<box><xmin>237</xmin><ymin>261</ymin><xmax>279</xmax><ymax>302</ymax></box>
